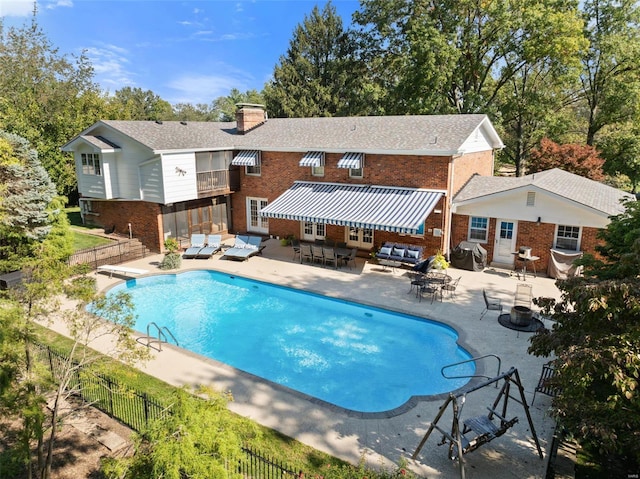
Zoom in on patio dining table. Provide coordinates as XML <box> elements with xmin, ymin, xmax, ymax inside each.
<box><xmin>412</xmin><ymin>271</ymin><xmax>453</xmax><ymax>300</ymax></box>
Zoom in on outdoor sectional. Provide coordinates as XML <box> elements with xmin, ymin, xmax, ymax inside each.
<box><xmin>375</xmin><ymin>242</ymin><xmax>424</xmax><ymax>266</ymax></box>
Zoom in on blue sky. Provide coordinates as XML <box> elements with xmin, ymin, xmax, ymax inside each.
<box><xmin>1</xmin><ymin>0</ymin><xmax>359</xmax><ymax>105</ymax></box>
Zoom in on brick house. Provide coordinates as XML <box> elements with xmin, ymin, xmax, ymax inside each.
<box><xmin>452</xmin><ymin>168</ymin><xmax>634</xmax><ymax>275</ymax></box>
<box><xmin>62</xmin><ymin>106</ymin><xmax>503</xmax><ymax>257</ymax></box>
<box><xmin>62</xmin><ymin>105</ymin><xmax>632</xmax><ymax>274</ymax></box>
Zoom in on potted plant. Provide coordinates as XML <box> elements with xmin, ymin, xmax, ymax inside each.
<box><xmin>432</xmin><ymin>250</ymin><xmax>449</xmax><ymax>270</ymax></box>
<box><xmin>160</xmin><ymin>237</ymin><xmax>182</xmax><ymax>270</ymax></box>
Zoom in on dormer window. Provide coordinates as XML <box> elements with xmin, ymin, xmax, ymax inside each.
<box><xmin>81</xmin><ymin>153</ymin><xmax>101</xmax><ymax>176</ymax></box>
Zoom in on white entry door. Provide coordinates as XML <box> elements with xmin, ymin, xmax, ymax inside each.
<box><xmin>493</xmin><ymin>219</ymin><xmax>517</xmax><ymax>265</ymax></box>
<box><xmin>247</xmin><ymin>197</ymin><xmax>269</xmax><ymax>234</ymax></box>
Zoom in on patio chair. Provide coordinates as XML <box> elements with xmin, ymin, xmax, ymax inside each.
<box><xmin>222</xmin><ymin>235</ymin><xmax>260</xmax><ymax>261</ymax></box>
<box><xmin>300</xmin><ymin>243</ymin><xmax>313</xmax><ymax>263</ymax></box>
<box><xmin>182</xmin><ymin>234</ymin><xmax>206</xmax><ymax>258</ymax></box>
<box><xmin>342</xmin><ymin>248</ymin><xmax>357</xmax><ymax>269</ymax></box>
<box><xmin>480</xmin><ymin>289</ymin><xmax>503</xmax><ymax>320</ymax></box>
<box><xmin>322</xmin><ymin>247</ymin><xmax>338</xmax><ymax>268</ymax></box>
<box><xmin>441</xmin><ymin>276</ymin><xmax>461</xmax><ymax>300</ymax></box>
<box><xmin>195</xmin><ymin>234</ymin><xmax>222</xmax><ymax>258</ymax></box>
<box><xmin>291</xmin><ymin>239</ymin><xmax>301</xmax><ymax>261</ymax></box>
<box><xmin>418</xmin><ymin>279</ymin><xmax>441</xmax><ymax>304</ymax></box>
<box><xmin>533</xmin><ymin>361</ymin><xmax>559</xmax><ymax>405</ymax></box>
<box><xmin>514</xmin><ymin>283</ymin><xmax>533</xmax><ymax>309</ymax></box>
<box><xmin>311</xmin><ymin>244</ymin><xmax>324</xmax><ymax>265</ymax></box>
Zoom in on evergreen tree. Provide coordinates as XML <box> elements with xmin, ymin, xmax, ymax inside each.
<box><xmin>264</xmin><ymin>2</ymin><xmax>355</xmax><ymax>117</ymax></box>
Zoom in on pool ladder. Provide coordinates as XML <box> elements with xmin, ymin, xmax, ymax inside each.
<box><xmin>441</xmin><ymin>354</ymin><xmax>502</xmax><ymax>387</ymax></box>
<box><xmin>140</xmin><ymin>322</ymin><xmax>179</xmax><ymax>352</ymax></box>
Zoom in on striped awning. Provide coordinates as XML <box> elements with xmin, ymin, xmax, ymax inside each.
<box><xmin>231</xmin><ymin>150</ymin><xmax>259</xmax><ymax>166</ymax></box>
<box><xmin>337</xmin><ymin>152</ymin><xmax>363</xmax><ymax>169</ymax></box>
<box><xmin>299</xmin><ymin>151</ymin><xmax>324</xmax><ymax>167</ymax></box>
<box><xmin>260</xmin><ymin>181</ymin><xmax>444</xmax><ymax>234</ymax></box>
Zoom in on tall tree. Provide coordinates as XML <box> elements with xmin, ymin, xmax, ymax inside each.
<box><xmin>353</xmin><ymin>0</ymin><xmax>585</xmax><ymax>115</ymax></box>
<box><xmin>212</xmin><ymin>88</ymin><xmax>265</xmax><ymax>121</ymax></box>
<box><xmin>527</xmin><ymin>138</ymin><xmax>605</xmax><ymax>180</ymax></box>
<box><xmin>599</xmin><ymin>121</ymin><xmax>640</xmax><ymax>193</ymax></box>
<box><xmin>579</xmin><ymin>0</ymin><xmax>640</xmax><ymax>146</ymax></box>
<box><xmin>0</xmin><ymin>13</ymin><xmax>107</xmax><ymax>198</ymax></box>
<box><xmin>264</xmin><ymin>2</ymin><xmax>355</xmax><ymax>117</ymax></box>
<box><xmin>107</xmin><ymin>86</ymin><xmax>173</xmax><ymax>121</ymax></box>
<box><xmin>0</xmin><ymin>130</ymin><xmax>58</xmax><ymax>273</ymax></box>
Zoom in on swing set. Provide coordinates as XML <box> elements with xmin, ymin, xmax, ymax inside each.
<box><xmin>412</xmin><ymin>367</ymin><xmax>543</xmax><ymax>479</ymax></box>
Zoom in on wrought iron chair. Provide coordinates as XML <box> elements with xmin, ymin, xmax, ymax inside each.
<box><xmin>480</xmin><ymin>290</ymin><xmax>503</xmax><ymax>319</ymax></box>
<box><xmin>441</xmin><ymin>276</ymin><xmax>461</xmax><ymax>300</ymax></box>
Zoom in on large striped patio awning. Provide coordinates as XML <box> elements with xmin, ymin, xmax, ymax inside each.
<box><xmin>231</xmin><ymin>150</ymin><xmax>259</xmax><ymax>166</ymax></box>
<box><xmin>260</xmin><ymin>181</ymin><xmax>444</xmax><ymax>234</ymax></box>
<box><xmin>337</xmin><ymin>152</ymin><xmax>363</xmax><ymax>169</ymax></box>
<box><xmin>299</xmin><ymin>151</ymin><xmax>324</xmax><ymax>167</ymax></box>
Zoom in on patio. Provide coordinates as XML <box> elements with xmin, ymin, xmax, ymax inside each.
<box><xmin>51</xmin><ymin>238</ymin><xmax>564</xmax><ymax>479</ymax></box>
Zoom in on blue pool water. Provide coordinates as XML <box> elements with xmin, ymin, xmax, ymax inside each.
<box><xmin>107</xmin><ymin>270</ymin><xmax>474</xmax><ymax>413</ymax></box>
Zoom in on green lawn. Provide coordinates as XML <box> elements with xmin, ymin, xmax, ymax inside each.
<box><xmin>65</xmin><ymin>207</ymin><xmax>114</xmax><ymax>251</ymax></box>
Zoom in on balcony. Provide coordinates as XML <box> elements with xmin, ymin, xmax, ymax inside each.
<box><xmin>197</xmin><ymin>169</ymin><xmax>240</xmax><ymax>197</ymax></box>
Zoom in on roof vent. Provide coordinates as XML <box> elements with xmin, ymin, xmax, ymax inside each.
<box><xmin>180</xmin><ymin>121</ymin><xmax>187</xmax><ymax>125</ymax></box>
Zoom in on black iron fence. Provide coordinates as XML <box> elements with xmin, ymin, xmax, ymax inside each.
<box><xmin>32</xmin><ymin>342</ymin><xmax>302</xmax><ymax>478</ymax></box>
<box><xmin>67</xmin><ymin>240</ymin><xmax>148</xmax><ymax>269</ymax></box>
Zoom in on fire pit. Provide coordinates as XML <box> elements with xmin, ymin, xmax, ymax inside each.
<box><xmin>510</xmin><ymin>305</ymin><xmax>533</xmax><ymax>326</ymax></box>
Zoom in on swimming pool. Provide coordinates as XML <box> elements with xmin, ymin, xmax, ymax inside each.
<box><xmin>107</xmin><ymin>270</ymin><xmax>475</xmax><ymax>413</ymax></box>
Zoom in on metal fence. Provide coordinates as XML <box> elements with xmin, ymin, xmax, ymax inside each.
<box><xmin>67</xmin><ymin>240</ymin><xmax>148</xmax><ymax>269</ymax></box>
<box><xmin>32</xmin><ymin>342</ymin><xmax>303</xmax><ymax>479</ymax></box>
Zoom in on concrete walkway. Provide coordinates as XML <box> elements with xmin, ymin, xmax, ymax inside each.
<box><xmin>46</xmin><ymin>239</ymin><xmax>564</xmax><ymax>479</ymax></box>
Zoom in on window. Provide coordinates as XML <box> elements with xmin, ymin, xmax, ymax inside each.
<box><xmin>468</xmin><ymin>216</ymin><xmax>489</xmax><ymax>242</ymax></box>
<box><xmin>347</xmin><ymin>227</ymin><xmax>373</xmax><ymax>248</ymax></box>
<box><xmin>301</xmin><ymin>222</ymin><xmax>325</xmax><ymax>241</ymax></box>
<box><xmin>555</xmin><ymin>225</ymin><xmax>581</xmax><ymax>251</ymax></box>
<box><xmin>312</xmin><ymin>159</ymin><xmax>324</xmax><ymax>177</ymax></box>
<box><xmin>81</xmin><ymin>153</ymin><xmax>101</xmax><ymax>176</ymax></box>
<box><xmin>349</xmin><ymin>166</ymin><xmax>363</xmax><ymax>178</ymax></box>
<box><xmin>246</xmin><ymin>156</ymin><xmax>261</xmax><ymax>176</ymax></box>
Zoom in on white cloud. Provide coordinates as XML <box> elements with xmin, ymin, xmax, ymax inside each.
<box><xmin>166</xmin><ymin>70</ymin><xmax>254</xmax><ymax>105</ymax></box>
<box><xmin>0</xmin><ymin>0</ymin><xmax>72</xmax><ymax>16</ymax></box>
<box><xmin>0</xmin><ymin>0</ymin><xmax>37</xmax><ymax>16</ymax></box>
<box><xmin>84</xmin><ymin>43</ymin><xmax>137</xmax><ymax>92</ymax></box>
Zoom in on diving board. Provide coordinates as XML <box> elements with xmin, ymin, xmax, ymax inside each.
<box><xmin>97</xmin><ymin>265</ymin><xmax>148</xmax><ymax>278</ymax></box>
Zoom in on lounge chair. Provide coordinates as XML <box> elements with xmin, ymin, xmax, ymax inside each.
<box><xmin>480</xmin><ymin>289</ymin><xmax>503</xmax><ymax>320</ymax></box>
<box><xmin>222</xmin><ymin>235</ymin><xmax>263</xmax><ymax>261</ymax></box>
<box><xmin>195</xmin><ymin>234</ymin><xmax>222</xmax><ymax>258</ymax></box>
<box><xmin>182</xmin><ymin>234</ymin><xmax>207</xmax><ymax>258</ymax></box>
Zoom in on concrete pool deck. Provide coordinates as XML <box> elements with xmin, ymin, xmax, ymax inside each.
<box><xmin>47</xmin><ymin>239</ymin><xmax>564</xmax><ymax>479</ymax></box>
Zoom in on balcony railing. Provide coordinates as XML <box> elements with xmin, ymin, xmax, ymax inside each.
<box><xmin>197</xmin><ymin>169</ymin><xmax>241</xmax><ymax>196</ymax></box>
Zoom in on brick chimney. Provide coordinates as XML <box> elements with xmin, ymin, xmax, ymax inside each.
<box><xmin>236</xmin><ymin>103</ymin><xmax>267</xmax><ymax>134</ymax></box>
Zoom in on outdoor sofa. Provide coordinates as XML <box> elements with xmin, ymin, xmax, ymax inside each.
<box><xmin>375</xmin><ymin>242</ymin><xmax>424</xmax><ymax>266</ymax></box>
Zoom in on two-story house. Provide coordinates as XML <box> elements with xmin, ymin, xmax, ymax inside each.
<box><xmin>62</xmin><ymin>105</ymin><xmax>503</xmax><ymax>256</ymax></box>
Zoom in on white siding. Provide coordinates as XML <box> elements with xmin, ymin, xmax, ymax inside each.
<box><xmin>458</xmin><ymin>126</ymin><xmax>493</xmax><ymax>153</ymax></box>
<box><xmin>76</xmin><ymin>143</ymin><xmax>106</xmax><ymax>198</ymax></box>
<box><xmin>162</xmin><ymin>152</ymin><xmax>198</xmax><ymax>203</ymax></box>
<box><xmin>139</xmin><ymin>159</ymin><xmax>164</xmax><ymax>203</ymax></box>
<box><xmin>455</xmin><ymin>188</ymin><xmax>610</xmax><ymax>228</ymax></box>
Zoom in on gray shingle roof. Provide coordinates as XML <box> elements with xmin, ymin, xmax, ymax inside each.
<box><xmin>454</xmin><ymin>168</ymin><xmax>634</xmax><ymax>216</ymax></box>
<box><xmin>95</xmin><ymin>114</ymin><xmax>501</xmax><ymax>154</ymax></box>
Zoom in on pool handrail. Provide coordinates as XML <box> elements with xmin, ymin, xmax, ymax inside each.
<box><xmin>441</xmin><ymin>354</ymin><xmax>501</xmax><ymax>386</ymax></box>
<box><xmin>143</xmin><ymin>322</ymin><xmax>179</xmax><ymax>351</ymax></box>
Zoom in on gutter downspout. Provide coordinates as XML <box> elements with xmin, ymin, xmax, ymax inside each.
<box><xmin>446</xmin><ymin>153</ymin><xmax>463</xmax><ymax>258</ymax></box>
